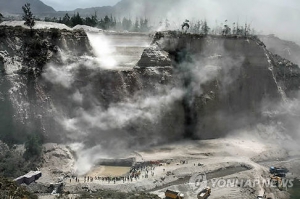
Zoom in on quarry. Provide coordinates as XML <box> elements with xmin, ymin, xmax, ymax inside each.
<box><xmin>1</xmin><ymin>17</ymin><xmax>300</xmax><ymax>199</ymax></box>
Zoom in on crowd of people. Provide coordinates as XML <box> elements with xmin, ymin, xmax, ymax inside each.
<box><xmin>67</xmin><ymin>162</ymin><xmax>158</xmax><ymax>185</ymax></box>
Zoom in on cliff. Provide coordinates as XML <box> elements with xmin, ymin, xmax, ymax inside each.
<box><xmin>0</xmin><ymin>26</ymin><xmax>92</xmax><ymax>144</ymax></box>
<box><xmin>139</xmin><ymin>31</ymin><xmax>300</xmax><ymax>138</ymax></box>
<box><xmin>0</xmin><ymin>27</ymin><xmax>300</xmax><ymax>152</ymax></box>
<box><xmin>259</xmin><ymin>34</ymin><xmax>300</xmax><ymax>67</ymax></box>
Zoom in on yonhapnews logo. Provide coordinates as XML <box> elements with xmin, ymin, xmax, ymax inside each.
<box><xmin>188</xmin><ymin>172</ymin><xmax>294</xmax><ymax>191</ymax></box>
<box><xmin>188</xmin><ymin>172</ymin><xmax>208</xmax><ymax>193</ymax></box>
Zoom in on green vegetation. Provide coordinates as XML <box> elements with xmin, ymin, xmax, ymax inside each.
<box><xmin>0</xmin><ymin>139</ymin><xmax>41</xmax><ymax>178</ymax></box>
<box><xmin>0</xmin><ymin>12</ymin><xmax>3</xmax><ymax>23</ymax></box>
<box><xmin>41</xmin><ymin>11</ymin><xmax>257</xmax><ymax>35</ymax></box>
<box><xmin>44</xmin><ymin>13</ymin><xmax>150</xmax><ymax>32</ymax></box>
<box><xmin>22</xmin><ymin>3</ymin><xmax>35</xmax><ymax>29</ymax></box>
<box><xmin>201</xmin><ymin>20</ymin><xmax>209</xmax><ymax>35</ymax></box>
<box><xmin>0</xmin><ymin>176</ymin><xmax>37</xmax><ymax>199</ymax></box>
<box><xmin>0</xmin><ymin>101</ymin><xmax>23</xmax><ymax>145</ymax></box>
<box><xmin>23</xmin><ymin>134</ymin><xmax>42</xmax><ymax>160</ymax></box>
<box><xmin>190</xmin><ymin>19</ymin><xmax>257</xmax><ymax>36</ymax></box>
<box><xmin>0</xmin><ymin>150</ymin><xmax>35</xmax><ymax>178</ymax></box>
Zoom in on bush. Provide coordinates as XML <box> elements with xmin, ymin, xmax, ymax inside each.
<box><xmin>50</xmin><ymin>28</ymin><xmax>61</xmax><ymax>39</ymax></box>
<box><xmin>22</xmin><ymin>3</ymin><xmax>35</xmax><ymax>29</ymax></box>
<box><xmin>0</xmin><ymin>12</ymin><xmax>3</xmax><ymax>23</ymax></box>
<box><xmin>0</xmin><ymin>176</ymin><xmax>38</xmax><ymax>199</ymax></box>
<box><xmin>23</xmin><ymin>134</ymin><xmax>42</xmax><ymax>160</ymax></box>
<box><xmin>0</xmin><ymin>148</ymin><xmax>39</xmax><ymax>179</ymax></box>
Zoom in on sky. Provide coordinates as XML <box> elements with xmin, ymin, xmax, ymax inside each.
<box><xmin>41</xmin><ymin>0</ymin><xmax>121</xmax><ymax>11</ymax></box>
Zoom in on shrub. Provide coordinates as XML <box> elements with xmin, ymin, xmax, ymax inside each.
<box><xmin>23</xmin><ymin>134</ymin><xmax>42</xmax><ymax>160</ymax></box>
<box><xmin>22</xmin><ymin>3</ymin><xmax>35</xmax><ymax>29</ymax></box>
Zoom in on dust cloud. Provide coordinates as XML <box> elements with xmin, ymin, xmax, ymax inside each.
<box><xmin>87</xmin><ymin>33</ymin><xmax>118</xmax><ymax>69</ymax></box>
<box><xmin>41</xmin><ymin>0</ymin><xmax>300</xmax><ymax>173</ymax></box>
<box><xmin>120</xmin><ymin>0</ymin><xmax>300</xmax><ymax>44</ymax></box>
<box><xmin>42</xmin><ymin>32</ymin><xmax>239</xmax><ymax>174</ymax></box>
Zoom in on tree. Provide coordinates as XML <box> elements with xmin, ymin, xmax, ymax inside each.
<box><xmin>222</xmin><ymin>25</ymin><xmax>231</xmax><ymax>36</ymax></box>
<box><xmin>192</xmin><ymin>20</ymin><xmax>201</xmax><ymax>34</ymax></box>
<box><xmin>122</xmin><ymin>17</ymin><xmax>132</xmax><ymax>31</ymax></box>
<box><xmin>91</xmin><ymin>12</ymin><xmax>98</xmax><ymax>27</ymax></box>
<box><xmin>165</xmin><ymin>18</ymin><xmax>170</xmax><ymax>29</ymax></box>
<box><xmin>140</xmin><ymin>18</ymin><xmax>149</xmax><ymax>32</ymax></box>
<box><xmin>143</xmin><ymin>18</ymin><xmax>149</xmax><ymax>32</ymax></box>
<box><xmin>71</xmin><ymin>12</ymin><xmax>83</xmax><ymax>27</ymax></box>
<box><xmin>23</xmin><ymin>134</ymin><xmax>42</xmax><ymax>160</ymax></box>
<box><xmin>62</xmin><ymin>13</ymin><xmax>71</xmax><ymax>26</ymax></box>
<box><xmin>201</xmin><ymin>20</ymin><xmax>210</xmax><ymax>35</ymax></box>
<box><xmin>134</xmin><ymin>18</ymin><xmax>139</xmax><ymax>32</ymax></box>
<box><xmin>0</xmin><ymin>12</ymin><xmax>3</xmax><ymax>23</ymax></box>
<box><xmin>103</xmin><ymin>15</ymin><xmax>110</xmax><ymax>29</ymax></box>
<box><xmin>22</xmin><ymin>3</ymin><xmax>35</xmax><ymax>29</ymax></box>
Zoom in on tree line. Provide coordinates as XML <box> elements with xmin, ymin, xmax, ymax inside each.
<box><xmin>2</xmin><ymin>3</ymin><xmax>257</xmax><ymax>36</ymax></box>
<box><xmin>45</xmin><ymin>13</ymin><xmax>151</xmax><ymax>32</ymax></box>
<box><xmin>187</xmin><ymin>19</ymin><xmax>256</xmax><ymax>36</ymax></box>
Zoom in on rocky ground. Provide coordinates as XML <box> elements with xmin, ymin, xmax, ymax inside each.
<box><xmin>25</xmin><ymin>124</ymin><xmax>300</xmax><ymax>199</ymax></box>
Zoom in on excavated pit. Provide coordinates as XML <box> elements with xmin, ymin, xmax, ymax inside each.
<box><xmin>1</xmin><ymin>26</ymin><xmax>300</xmax><ymax>198</ymax></box>
<box><xmin>87</xmin><ymin>32</ymin><xmax>152</xmax><ymax>70</ymax></box>
<box><xmin>103</xmin><ymin>32</ymin><xmax>152</xmax><ymax>68</ymax></box>
<box><xmin>86</xmin><ymin>157</ymin><xmax>135</xmax><ymax>178</ymax></box>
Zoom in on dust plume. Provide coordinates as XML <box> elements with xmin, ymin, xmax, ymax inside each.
<box><xmin>119</xmin><ymin>0</ymin><xmax>300</xmax><ymax>44</ymax></box>
<box><xmin>87</xmin><ymin>33</ymin><xmax>118</xmax><ymax>69</ymax></box>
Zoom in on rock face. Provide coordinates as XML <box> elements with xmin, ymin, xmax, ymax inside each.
<box><xmin>0</xmin><ymin>27</ymin><xmax>300</xmax><ymax>153</ymax></box>
<box><xmin>136</xmin><ymin>46</ymin><xmax>171</xmax><ymax>68</ymax></box>
<box><xmin>259</xmin><ymin>34</ymin><xmax>300</xmax><ymax>67</ymax></box>
<box><xmin>0</xmin><ymin>140</ymin><xmax>9</xmax><ymax>156</ymax></box>
<box><xmin>147</xmin><ymin>31</ymin><xmax>300</xmax><ymax>138</ymax></box>
<box><xmin>0</xmin><ymin>26</ymin><xmax>92</xmax><ymax>144</ymax></box>
<box><xmin>0</xmin><ymin>26</ymin><xmax>91</xmax><ymax>74</ymax></box>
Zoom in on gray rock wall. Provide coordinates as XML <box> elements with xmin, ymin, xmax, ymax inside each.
<box><xmin>149</xmin><ymin>32</ymin><xmax>300</xmax><ymax>138</ymax></box>
<box><xmin>0</xmin><ymin>26</ymin><xmax>92</xmax><ymax>144</ymax></box>
<box><xmin>1</xmin><ymin>28</ymin><xmax>300</xmax><ymax>151</ymax></box>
